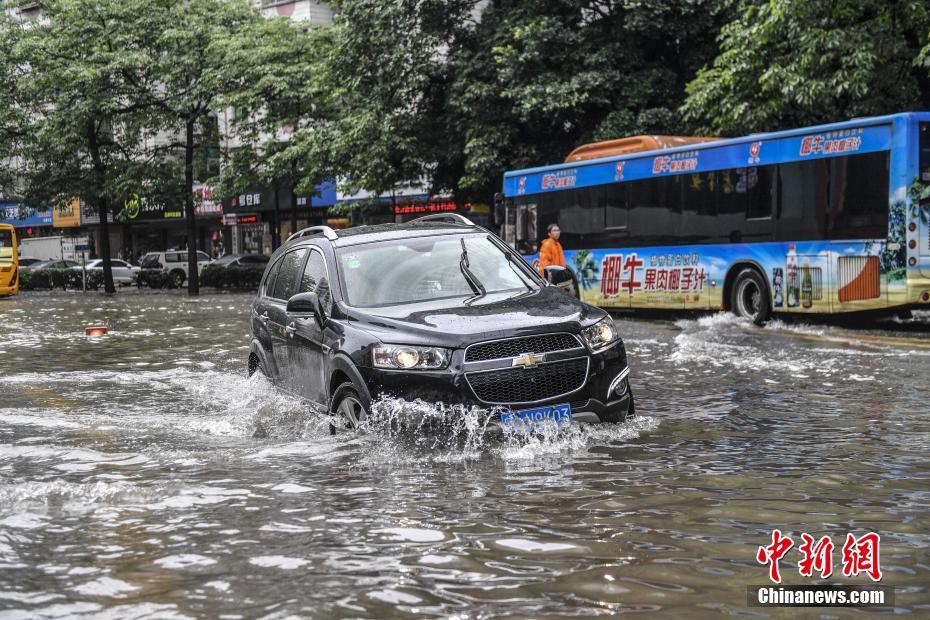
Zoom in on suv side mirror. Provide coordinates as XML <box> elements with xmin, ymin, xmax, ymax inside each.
<box><xmin>287</xmin><ymin>291</ymin><xmax>326</xmax><ymax>328</ymax></box>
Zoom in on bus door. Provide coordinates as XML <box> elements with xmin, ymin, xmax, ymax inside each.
<box><xmin>505</xmin><ymin>199</ymin><xmax>539</xmax><ymax>257</ymax></box>
<box><xmin>503</xmin><ymin>200</ymin><xmax>517</xmax><ymax>249</ymax></box>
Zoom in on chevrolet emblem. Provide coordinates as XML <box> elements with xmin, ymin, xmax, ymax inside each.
<box><xmin>512</xmin><ymin>353</ymin><xmax>545</xmax><ymax>368</ymax></box>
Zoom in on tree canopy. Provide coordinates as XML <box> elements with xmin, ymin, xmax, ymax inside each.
<box><xmin>683</xmin><ymin>0</ymin><xmax>930</xmax><ymax>135</ymax></box>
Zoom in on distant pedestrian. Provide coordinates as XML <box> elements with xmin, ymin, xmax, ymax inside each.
<box><xmin>538</xmin><ymin>223</ymin><xmax>566</xmax><ymax>276</ymax></box>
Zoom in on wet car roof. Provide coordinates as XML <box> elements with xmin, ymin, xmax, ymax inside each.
<box><xmin>329</xmin><ymin>222</ymin><xmax>482</xmax><ymax>247</ymax></box>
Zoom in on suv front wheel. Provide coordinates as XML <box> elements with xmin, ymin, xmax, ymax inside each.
<box><xmin>331</xmin><ymin>382</ymin><xmax>367</xmax><ymax>430</ymax></box>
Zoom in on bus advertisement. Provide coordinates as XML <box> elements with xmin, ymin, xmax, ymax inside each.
<box><xmin>501</xmin><ymin>112</ymin><xmax>930</xmax><ymax>322</ymax></box>
<box><xmin>0</xmin><ymin>223</ymin><xmax>19</xmax><ymax>296</ymax></box>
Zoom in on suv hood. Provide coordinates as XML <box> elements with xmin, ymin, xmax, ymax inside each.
<box><xmin>345</xmin><ymin>286</ymin><xmax>605</xmax><ymax>348</ymax></box>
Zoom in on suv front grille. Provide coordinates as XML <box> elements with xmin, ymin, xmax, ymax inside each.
<box><xmin>466</xmin><ymin>358</ymin><xmax>588</xmax><ymax>404</ymax></box>
<box><xmin>465</xmin><ymin>333</ymin><xmax>581</xmax><ymax>362</ymax></box>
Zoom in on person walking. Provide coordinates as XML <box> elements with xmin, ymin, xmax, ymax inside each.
<box><xmin>538</xmin><ymin>223</ymin><xmax>566</xmax><ymax>276</ymax></box>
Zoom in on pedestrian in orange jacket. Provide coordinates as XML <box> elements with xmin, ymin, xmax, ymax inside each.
<box><xmin>539</xmin><ymin>223</ymin><xmax>566</xmax><ymax>276</ymax></box>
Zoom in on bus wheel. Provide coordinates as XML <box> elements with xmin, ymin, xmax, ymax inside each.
<box><xmin>731</xmin><ymin>268</ymin><xmax>770</xmax><ymax>325</ymax></box>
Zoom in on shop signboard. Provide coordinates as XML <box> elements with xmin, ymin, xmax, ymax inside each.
<box><xmin>392</xmin><ymin>199</ymin><xmax>472</xmax><ymax>215</ymax></box>
<box><xmin>52</xmin><ymin>199</ymin><xmax>81</xmax><ymax>228</ymax></box>
<box><xmin>222</xmin><ymin>180</ymin><xmax>338</xmax><ymax>214</ymax></box>
<box><xmin>194</xmin><ymin>184</ymin><xmax>222</xmax><ymax>217</ymax></box>
<box><xmin>0</xmin><ymin>202</ymin><xmax>53</xmax><ymax>228</ymax></box>
<box><xmin>119</xmin><ymin>193</ymin><xmax>182</xmax><ymax>222</ymax></box>
<box><xmin>78</xmin><ymin>199</ymin><xmax>114</xmax><ymax>225</ymax></box>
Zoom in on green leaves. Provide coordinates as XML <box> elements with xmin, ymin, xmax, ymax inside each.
<box><xmin>683</xmin><ymin>0</ymin><xmax>930</xmax><ymax>135</ymax></box>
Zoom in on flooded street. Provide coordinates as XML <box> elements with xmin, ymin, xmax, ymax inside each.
<box><xmin>2</xmin><ymin>291</ymin><xmax>930</xmax><ymax>618</ymax></box>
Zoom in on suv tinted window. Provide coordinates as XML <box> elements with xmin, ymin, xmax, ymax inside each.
<box><xmin>142</xmin><ymin>254</ymin><xmax>160</xmax><ymax>268</ymax></box>
<box><xmin>164</xmin><ymin>252</ymin><xmax>179</xmax><ymax>263</ymax></box>
<box><xmin>263</xmin><ymin>257</ymin><xmax>282</xmax><ymax>297</ymax></box>
<box><xmin>299</xmin><ymin>251</ymin><xmax>332</xmax><ymax>312</ymax></box>
<box><xmin>272</xmin><ymin>249</ymin><xmax>307</xmax><ymax>300</ymax></box>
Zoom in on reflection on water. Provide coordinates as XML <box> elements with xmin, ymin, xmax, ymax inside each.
<box><xmin>1</xmin><ymin>291</ymin><xmax>930</xmax><ymax>617</ymax></box>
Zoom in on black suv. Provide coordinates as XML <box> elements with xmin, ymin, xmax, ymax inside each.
<box><xmin>248</xmin><ymin>215</ymin><xmax>633</xmax><ymax>429</ymax></box>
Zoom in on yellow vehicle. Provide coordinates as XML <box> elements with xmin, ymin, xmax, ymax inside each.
<box><xmin>0</xmin><ymin>223</ymin><xmax>19</xmax><ymax>296</ymax></box>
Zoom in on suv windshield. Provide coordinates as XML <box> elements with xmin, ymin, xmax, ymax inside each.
<box><xmin>337</xmin><ymin>234</ymin><xmax>538</xmax><ymax>307</ymax></box>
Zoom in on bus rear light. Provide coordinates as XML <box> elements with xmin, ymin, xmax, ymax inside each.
<box><xmin>909</xmin><ymin>222</ymin><xmax>917</xmax><ymax>232</ymax></box>
<box><xmin>910</xmin><ymin>257</ymin><xmax>918</xmax><ymax>266</ymax></box>
<box><xmin>922</xmin><ymin>292</ymin><xmax>930</xmax><ymax>302</ymax></box>
<box><xmin>909</xmin><ymin>240</ymin><xmax>917</xmax><ymax>249</ymax></box>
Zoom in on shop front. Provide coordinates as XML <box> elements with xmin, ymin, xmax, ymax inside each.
<box><xmin>221</xmin><ymin>181</ymin><xmax>337</xmax><ymax>256</ymax></box>
<box><xmin>114</xmin><ymin>187</ymin><xmax>224</xmax><ymax>261</ymax></box>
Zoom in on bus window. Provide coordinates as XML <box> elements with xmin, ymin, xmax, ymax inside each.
<box><xmin>557</xmin><ymin>187</ymin><xmax>605</xmax><ymax>245</ymax></box>
<box><xmin>680</xmin><ymin>171</ymin><xmax>718</xmax><ymax>244</ymax></box>
<box><xmin>605</xmin><ymin>183</ymin><xmax>627</xmax><ymax>229</ymax></box>
<box><xmin>746</xmin><ymin>165</ymin><xmax>777</xmax><ymax>220</ymax></box>
<box><xmin>717</xmin><ymin>169</ymin><xmax>746</xmax><ymax>242</ymax></box>
<box><xmin>826</xmin><ymin>151</ymin><xmax>889</xmax><ymax>240</ymax></box>
<box><xmin>776</xmin><ymin>159</ymin><xmax>829</xmax><ymax>241</ymax></box>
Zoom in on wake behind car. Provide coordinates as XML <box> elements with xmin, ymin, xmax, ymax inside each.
<box><xmin>247</xmin><ymin>215</ymin><xmax>633</xmax><ymax>430</ymax></box>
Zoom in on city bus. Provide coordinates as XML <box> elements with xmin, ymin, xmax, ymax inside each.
<box><xmin>501</xmin><ymin>112</ymin><xmax>930</xmax><ymax>323</ymax></box>
<box><xmin>0</xmin><ymin>223</ymin><xmax>19</xmax><ymax>296</ymax></box>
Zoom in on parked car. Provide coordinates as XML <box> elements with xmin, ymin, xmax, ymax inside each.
<box><xmin>16</xmin><ymin>257</ymin><xmax>44</xmax><ymax>271</ymax></box>
<box><xmin>247</xmin><ymin>215</ymin><xmax>633</xmax><ymax>431</ymax></box>
<box><xmin>210</xmin><ymin>254</ymin><xmax>270</xmax><ymax>268</ymax></box>
<box><xmin>70</xmin><ymin>259</ymin><xmax>138</xmax><ymax>285</ymax></box>
<box><xmin>28</xmin><ymin>259</ymin><xmax>80</xmax><ymax>271</ymax></box>
<box><xmin>138</xmin><ymin>250</ymin><xmax>211</xmax><ymax>288</ymax></box>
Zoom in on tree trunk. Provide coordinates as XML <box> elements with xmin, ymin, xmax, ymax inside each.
<box><xmin>86</xmin><ymin>120</ymin><xmax>115</xmax><ymax>295</ymax></box>
<box><xmin>97</xmin><ymin>199</ymin><xmax>115</xmax><ymax>295</ymax></box>
<box><xmin>185</xmin><ymin>117</ymin><xmax>199</xmax><ymax>297</ymax></box>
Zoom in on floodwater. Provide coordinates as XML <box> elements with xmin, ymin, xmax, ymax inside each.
<box><xmin>1</xmin><ymin>291</ymin><xmax>930</xmax><ymax>619</ymax></box>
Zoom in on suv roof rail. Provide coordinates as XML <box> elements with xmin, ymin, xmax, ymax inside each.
<box><xmin>288</xmin><ymin>226</ymin><xmax>338</xmax><ymax>242</ymax></box>
<box><xmin>409</xmin><ymin>213</ymin><xmax>475</xmax><ymax>226</ymax></box>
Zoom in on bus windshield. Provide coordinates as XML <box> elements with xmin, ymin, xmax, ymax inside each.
<box><xmin>337</xmin><ymin>234</ymin><xmax>538</xmax><ymax>307</ymax></box>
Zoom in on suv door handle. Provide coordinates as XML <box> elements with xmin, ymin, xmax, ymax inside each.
<box><xmin>285</xmin><ymin>321</ymin><xmax>297</xmax><ymax>336</ymax></box>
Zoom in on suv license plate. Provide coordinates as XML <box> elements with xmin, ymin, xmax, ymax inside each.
<box><xmin>501</xmin><ymin>403</ymin><xmax>572</xmax><ymax>430</ymax></box>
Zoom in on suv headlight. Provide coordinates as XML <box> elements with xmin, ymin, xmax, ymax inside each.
<box><xmin>580</xmin><ymin>318</ymin><xmax>619</xmax><ymax>353</ymax></box>
<box><xmin>372</xmin><ymin>345</ymin><xmax>451</xmax><ymax>370</ymax></box>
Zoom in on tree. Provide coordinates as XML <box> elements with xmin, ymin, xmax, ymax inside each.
<box><xmin>0</xmin><ymin>0</ymin><xmax>170</xmax><ymax>294</ymax></box>
<box><xmin>218</xmin><ymin>15</ymin><xmax>328</xmax><ymax>243</ymax></box>
<box><xmin>309</xmin><ymin>0</ymin><xmax>478</xmax><ymax>201</ymax></box>
<box><xmin>683</xmin><ymin>0</ymin><xmax>930</xmax><ymax>136</ymax></box>
<box><xmin>132</xmin><ymin>0</ymin><xmax>261</xmax><ymax>296</ymax></box>
<box><xmin>449</xmin><ymin>0</ymin><xmax>731</xmax><ymax>201</ymax></box>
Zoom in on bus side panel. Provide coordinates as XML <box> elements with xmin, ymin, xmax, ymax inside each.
<box><xmin>527</xmin><ymin>241</ymin><xmax>899</xmax><ymax>314</ymax></box>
